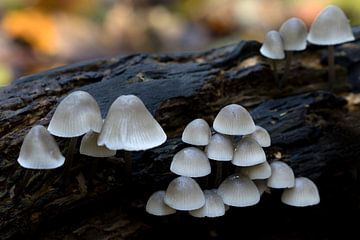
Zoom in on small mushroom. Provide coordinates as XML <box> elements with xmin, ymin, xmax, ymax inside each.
<box><xmin>79</xmin><ymin>131</ymin><xmax>116</xmax><ymax>158</ymax></box>
<box><xmin>238</xmin><ymin>161</ymin><xmax>272</xmax><ymax>180</ymax></box>
<box><xmin>260</xmin><ymin>30</ymin><xmax>285</xmax><ymax>87</ymax></box>
<box><xmin>213</xmin><ymin>104</ymin><xmax>255</xmax><ymax>135</ymax></box>
<box><xmin>18</xmin><ymin>125</ymin><xmax>65</xmax><ymax>169</ymax></box>
<box><xmin>217</xmin><ymin>174</ymin><xmax>260</xmax><ymax>207</ymax></box>
<box><xmin>164</xmin><ymin>176</ymin><xmax>205</xmax><ymax>211</ymax></box>
<box><xmin>267</xmin><ymin>161</ymin><xmax>295</xmax><ymax>189</ymax></box>
<box><xmin>281</xmin><ymin>177</ymin><xmax>320</xmax><ymax>207</ymax></box>
<box><xmin>182</xmin><ymin>118</ymin><xmax>211</xmax><ymax>146</ymax></box>
<box><xmin>307</xmin><ymin>5</ymin><xmax>355</xmax><ymax>87</ymax></box>
<box><xmin>246</xmin><ymin>125</ymin><xmax>271</xmax><ymax>147</ymax></box>
<box><xmin>146</xmin><ymin>190</ymin><xmax>176</xmax><ymax>216</ymax></box>
<box><xmin>279</xmin><ymin>17</ymin><xmax>307</xmax><ymax>86</ymax></box>
<box><xmin>189</xmin><ymin>189</ymin><xmax>225</xmax><ymax>218</ymax></box>
<box><xmin>170</xmin><ymin>147</ymin><xmax>211</xmax><ymax>178</ymax></box>
<box><xmin>232</xmin><ymin>137</ymin><xmax>266</xmax><ymax>167</ymax></box>
<box><xmin>254</xmin><ymin>180</ymin><xmax>270</xmax><ymax>196</ymax></box>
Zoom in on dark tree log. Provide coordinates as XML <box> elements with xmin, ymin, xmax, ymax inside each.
<box><xmin>1</xmin><ymin>27</ymin><xmax>360</xmax><ymax>240</ymax></box>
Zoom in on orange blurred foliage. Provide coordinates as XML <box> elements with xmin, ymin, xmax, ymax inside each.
<box><xmin>2</xmin><ymin>8</ymin><xmax>58</xmax><ymax>54</ymax></box>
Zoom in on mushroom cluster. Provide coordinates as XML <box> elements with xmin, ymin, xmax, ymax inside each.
<box><xmin>260</xmin><ymin>5</ymin><xmax>354</xmax><ymax>88</ymax></box>
<box><xmin>146</xmin><ymin>103</ymin><xmax>320</xmax><ymax>218</ymax></box>
<box><xmin>16</xmin><ymin>91</ymin><xmax>167</xmax><ymax>191</ymax></box>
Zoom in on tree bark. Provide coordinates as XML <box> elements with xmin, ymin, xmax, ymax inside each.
<box><xmin>1</xmin><ymin>27</ymin><xmax>360</xmax><ymax>240</ymax></box>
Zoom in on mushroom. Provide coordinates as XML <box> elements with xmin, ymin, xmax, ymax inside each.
<box><xmin>246</xmin><ymin>125</ymin><xmax>271</xmax><ymax>147</ymax></box>
<box><xmin>182</xmin><ymin>118</ymin><xmax>211</xmax><ymax>146</ymax></box>
<box><xmin>254</xmin><ymin>180</ymin><xmax>270</xmax><ymax>196</ymax></box>
<box><xmin>18</xmin><ymin>125</ymin><xmax>65</xmax><ymax>169</ymax></box>
<box><xmin>232</xmin><ymin>137</ymin><xmax>266</xmax><ymax>167</ymax></box>
<box><xmin>97</xmin><ymin>95</ymin><xmax>167</xmax><ymax>175</ymax></box>
<box><xmin>281</xmin><ymin>177</ymin><xmax>320</xmax><ymax>207</ymax></box>
<box><xmin>217</xmin><ymin>174</ymin><xmax>260</xmax><ymax>207</ymax></box>
<box><xmin>79</xmin><ymin>131</ymin><xmax>116</xmax><ymax>158</ymax></box>
<box><xmin>307</xmin><ymin>5</ymin><xmax>355</xmax><ymax>87</ymax></box>
<box><xmin>238</xmin><ymin>161</ymin><xmax>272</xmax><ymax>180</ymax></box>
<box><xmin>170</xmin><ymin>147</ymin><xmax>211</xmax><ymax>178</ymax></box>
<box><xmin>260</xmin><ymin>30</ymin><xmax>285</xmax><ymax>87</ymax></box>
<box><xmin>205</xmin><ymin>133</ymin><xmax>234</xmax><ymax>186</ymax></box>
<box><xmin>189</xmin><ymin>189</ymin><xmax>225</xmax><ymax>218</ymax></box>
<box><xmin>146</xmin><ymin>190</ymin><xmax>176</xmax><ymax>216</ymax></box>
<box><xmin>267</xmin><ymin>161</ymin><xmax>295</xmax><ymax>189</ymax></box>
<box><xmin>279</xmin><ymin>17</ymin><xmax>307</xmax><ymax>86</ymax></box>
<box><xmin>164</xmin><ymin>176</ymin><xmax>205</xmax><ymax>211</ymax></box>
<box><xmin>213</xmin><ymin>104</ymin><xmax>256</xmax><ymax>135</ymax></box>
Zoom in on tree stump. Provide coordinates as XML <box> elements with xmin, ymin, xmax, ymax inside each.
<box><xmin>1</xmin><ymin>27</ymin><xmax>360</xmax><ymax>240</ymax></box>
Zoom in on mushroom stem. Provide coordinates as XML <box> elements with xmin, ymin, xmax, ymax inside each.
<box><xmin>124</xmin><ymin>150</ymin><xmax>132</xmax><ymax>179</ymax></box>
<box><xmin>328</xmin><ymin>45</ymin><xmax>335</xmax><ymax>88</ymax></box>
<box><xmin>280</xmin><ymin>51</ymin><xmax>293</xmax><ymax>88</ymax></box>
<box><xmin>214</xmin><ymin>162</ymin><xmax>223</xmax><ymax>187</ymax></box>
<box><xmin>271</xmin><ymin>60</ymin><xmax>280</xmax><ymax>88</ymax></box>
<box><xmin>63</xmin><ymin>137</ymin><xmax>78</xmax><ymax>184</ymax></box>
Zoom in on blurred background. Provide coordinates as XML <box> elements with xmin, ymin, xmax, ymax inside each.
<box><xmin>0</xmin><ymin>0</ymin><xmax>359</xmax><ymax>86</ymax></box>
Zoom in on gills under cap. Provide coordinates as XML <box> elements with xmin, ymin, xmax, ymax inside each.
<box><xmin>146</xmin><ymin>190</ymin><xmax>176</xmax><ymax>216</ymax></box>
<box><xmin>170</xmin><ymin>147</ymin><xmax>211</xmax><ymax>178</ymax></box>
<box><xmin>17</xmin><ymin>125</ymin><xmax>65</xmax><ymax>169</ymax></box>
<box><xmin>48</xmin><ymin>91</ymin><xmax>103</xmax><ymax>138</ymax></box>
<box><xmin>213</xmin><ymin>104</ymin><xmax>256</xmax><ymax>135</ymax></box>
<box><xmin>279</xmin><ymin>17</ymin><xmax>308</xmax><ymax>51</ymax></box>
<box><xmin>260</xmin><ymin>30</ymin><xmax>285</xmax><ymax>60</ymax></box>
<box><xmin>307</xmin><ymin>5</ymin><xmax>355</xmax><ymax>45</ymax></box>
<box><xmin>97</xmin><ymin>95</ymin><xmax>167</xmax><ymax>151</ymax></box>
<box><xmin>80</xmin><ymin>131</ymin><xmax>116</xmax><ymax>157</ymax></box>
<box><xmin>281</xmin><ymin>177</ymin><xmax>320</xmax><ymax>207</ymax></box>
<box><xmin>164</xmin><ymin>176</ymin><xmax>205</xmax><ymax>211</ymax></box>
<box><xmin>182</xmin><ymin>118</ymin><xmax>211</xmax><ymax>146</ymax></box>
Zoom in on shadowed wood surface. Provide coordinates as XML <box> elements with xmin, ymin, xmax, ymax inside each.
<box><xmin>1</xmin><ymin>27</ymin><xmax>360</xmax><ymax>240</ymax></box>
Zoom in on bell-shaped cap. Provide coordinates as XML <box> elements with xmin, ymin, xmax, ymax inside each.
<box><xmin>48</xmin><ymin>91</ymin><xmax>103</xmax><ymax>138</ymax></box>
<box><xmin>146</xmin><ymin>190</ymin><xmax>176</xmax><ymax>216</ymax></box>
<box><xmin>189</xmin><ymin>190</ymin><xmax>225</xmax><ymax>218</ymax></box>
<box><xmin>17</xmin><ymin>125</ymin><xmax>65</xmax><ymax>169</ymax></box>
<box><xmin>260</xmin><ymin>30</ymin><xmax>285</xmax><ymax>60</ymax></box>
<box><xmin>307</xmin><ymin>5</ymin><xmax>355</xmax><ymax>45</ymax></box>
<box><xmin>205</xmin><ymin>134</ymin><xmax>234</xmax><ymax>161</ymax></box>
<box><xmin>281</xmin><ymin>177</ymin><xmax>320</xmax><ymax>207</ymax></box>
<box><xmin>182</xmin><ymin>119</ymin><xmax>211</xmax><ymax>146</ymax></box>
<box><xmin>80</xmin><ymin>131</ymin><xmax>116</xmax><ymax>157</ymax></box>
<box><xmin>213</xmin><ymin>104</ymin><xmax>255</xmax><ymax>135</ymax></box>
<box><xmin>170</xmin><ymin>147</ymin><xmax>211</xmax><ymax>177</ymax></box>
<box><xmin>267</xmin><ymin>161</ymin><xmax>295</xmax><ymax>188</ymax></box>
<box><xmin>97</xmin><ymin>95</ymin><xmax>167</xmax><ymax>151</ymax></box>
<box><xmin>217</xmin><ymin>174</ymin><xmax>260</xmax><ymax>207</ymax></box>
<box><xmin>164</xmin><ymin>176</ymin><xmax>205</xmax><ymax>211</ymax></box>
<box><xmin>246</xmin><ymin>125</ymin><xmax>271</xmax><ymax>147</ymax></box>
<box><xmin>239</xmin><ymin>161</ymin><xmax>272</xmax><ymax>180</ymax></box>
<box><xmin>232</xmin><ymin>137</ymin><xmax>266</xmax><ymax>167</ymax></box>
<box><xmin>279</xmin><ymin>17</ymin><xmax>307</xmax><ymax>51</ymax></box>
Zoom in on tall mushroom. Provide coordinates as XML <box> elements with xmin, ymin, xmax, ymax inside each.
<box><xmin>260</xmin><ymin>30</ymin><xmax>285</xmax><ymax>88</ymax></box>
<box><xmin>279</xmin><ymin>17</ymin><xmax>307</xmax><ymax>86</ymax></box>
<box><xmin>307</xmin><ymin>5</ymin><xmax>355</xmax><ymax>87</ymax></box>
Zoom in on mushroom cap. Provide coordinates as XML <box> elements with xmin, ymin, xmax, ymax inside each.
<box><xmin>205</xmin><ymin>133</ymin><xmax>234</xmax><ymax>161</ymax></box>
<box><xmin>279</xmin><ymin>17</ymin><xmax>307</xmax><ymax>51</ymax></box>
<box><xmin>260</xmin><ymin>30</ymin><xmax>285</xmax><ymax>60</ymax></box>
<box><xmin>164</xmin><ymin>176</ymin><xmax>205</xmax><ymax>211</ymax></box>
<box><xmin>281</xmin><ymin>177</ymin><xmax>320</xmax><ymax>207</ymax></box>
<box><xmin>48</xmin><ymin>91</ymin><xmax>103</xmax><ymax>138</ymax></box>
<box><xmin>254</xmin><ymin>180</ymin><xmax>269</xmax><ymax>196</ymax></box>
<box><xmin>246</xmin><ymin>125</ymin><xmax>271</xmax><ymax>147</ymax></box>
<box><xmin>232</xmin><ymin>137</ymin><xmax>266</xmax><ymax>167</ymax></box>
<box><xmin>170</xmin><ymin>147</ymin><xmax>211</xmax><ymax>178</ymax></box>
<box><xmin>238</xmin><ymin>161</ymin><xmax>272</xmax><ymax>180</ymax></box>
<box><xmin>189</xmin><ymin>190</ymin><xmax>225</xmax><ymax>218</ymax></box>
<box><xmin>213</xmin><ymin>104</ymin><xmax>256</xmax><ymax>135</ymax></box>
<box><xmin>182</xmin><ymin>118</ymin><xmax>211</xmax><ymax>146</ymax></box>
<box><xmin>146</xmin><ymin>190</ymin><xmax>176</xmax><ymax>216</ymax></box>
<box><xmin>307</xmin><ymin>5</ymin><xmax>355</xmax><ymax>45</ymax></box>
<box><xmin>97</xmin><ymin>95</ymin><xmax>167</xmax><ymax>151</ymax></box>
<box><xmin>80</xmin><ymin>131</ymin><xmax>116</xmax><ymax>157</ymax></box>
<box><xmin>267</xmin><ymin>161</ymin><xmax>295</xmax><ymax>188</ymax></box>
<box><xmin>217</xmin><ymin>174</ymin><xmax>260</xmax><ymax>207</ymax></box>
<box><xmin>17</xmin><ymin>125</ymin><xmax>65</xmax><ymax>169</ymax></box>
